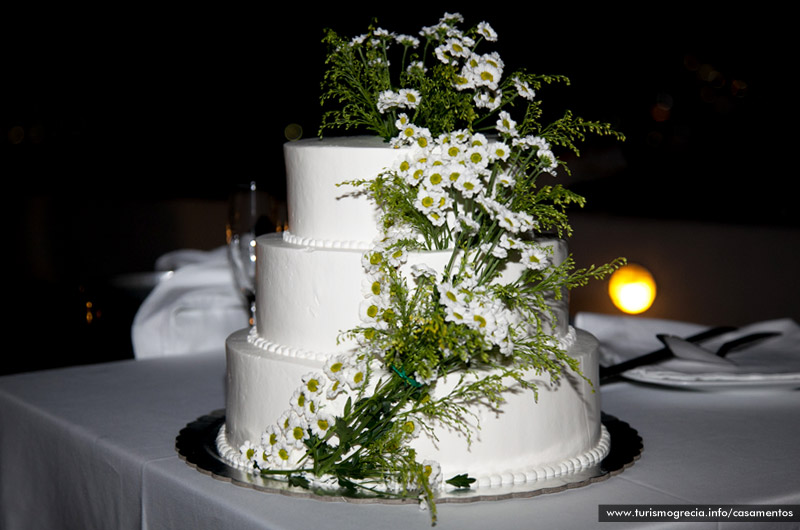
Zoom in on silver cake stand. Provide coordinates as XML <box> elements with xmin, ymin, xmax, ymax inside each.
<box><xmin>176</xmin><ymin>410</ymin><xmax>642</xmax><ymax>504</ymax></box>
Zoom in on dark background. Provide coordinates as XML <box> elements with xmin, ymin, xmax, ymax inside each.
<box><xmin>5</xmin><ymin>6</ymin><xmax>797</xmax><ymax>374</ymax></box>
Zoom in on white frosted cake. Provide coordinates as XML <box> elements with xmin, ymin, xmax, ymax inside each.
<box><xmin>218</xmin><ymin>137</ymin><xmax>609</xmax><ymax>489</ymax></box>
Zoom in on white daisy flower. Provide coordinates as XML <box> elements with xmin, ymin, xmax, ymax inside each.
<box><xmin>422</xmin><ymin>460</ymin><xmax>443</xmax><ymax>488</ymax></box>
<box><xmin>406</xmin><ymin>60</ymin><xmax>426</xmax><ymax>74</ymax></box>
<box><xmin>444</xmin><ymin>303</ymin><xmax>469</xmax><ymax>325</ymax></box>
<box><xmin>302</xmin><ymin>372</ymin><xmax>326</xmax><ymax>396</ymax></box>
<box><xmin>394</xmin><ymin>113</ymin><xmax>411</xmax><ymax>130</ymax></box>
<box><xmin>521</xmin><ymin>244</ymin><xmax>550</xmax><ymax>271</ymax></box>
<box><xmin>239</xmin><ymin>440</ymin><xmax>259</xmax><ymax>466</ymax></box>
<box><xmin>460</xmin><ymin>54</ymin><xmax>503</xmax><ymax>92</ymax></box>
<box><xmin>399</xmin><ymin>416</ymin><xmax>423</xmax><ymax>439</ymax></box>
<box><xmin>386</xmin><ymin>245</ymin><xmax>408</xmax><ymax>267</ymax></box>
<box><xmin>499</xmin><ymin>233</ymin><xmax>521</xmax><ymax>251</ymax></box>
<box><xmin>476</xmin><ymin>22</ymin><xmax>498</xmax><ymax>41</ymax></box>
<box><xmin>377</xmin><ymin>90</ymin><xmax>400</xmax><ymax>113</ymax></box>
<box><xmin>359</xmin><ymin>296</ymin><xmax>388</xmax><ymax>327</ymax></box>
<box><xmin>434</xmin><ymin>43</ymin><xmax>459</xmax><ymax>65</ymax></box>
<box><xmin>286</xmin><ymin>410</ymin><xmax>309</xmax><ymax>449</ymax></box>
<box><xmin>344</xmin><ymin>362</ymin><xmax>368</xmax><ymax>390</ymax></box>
<box><xmin>495</xmin><ymin>206</ymin><xmax>525</xmax><ymax>233</ymax></box>
<box><xmin>413</xmin><ymin>186</ymin><xmax>446</xmax><ymax>216</ymax></box>
<box><xmin>453</xmin><ymin>169</ymin><xmax>483</xmax><ymax>198</ymax></box>
<box><xmin>361</xmin><ymin>249</ymin><xmax>385</xmax><ymax>274</ymax></box>
<box><xmin>496</xmin><ymin>111</ymin><xmax>519</xmax><ymax>137</ymax></box>
<box><xmin>409</xmin><ymin>263</ymin><xmax>438</xmax><ymax>280</ymax></box>
<box><xmin>482</xmin><ymin>241</ymin><xmax>507</xmax><ymax>259</ymax></box>
<box><xmin>441</xmin><ymin>12</ymin><xmax>464</xmax><ymax>24</ymax></box>
<box><xmin>326</xmin><ymin>378</ymin><xmax>346</xmax><ymax>400</ymax></box>
<box><xmin>310</xmin><ymin>412</ymin><xmax>335</xmax><ymax>439</ymax></box>
<box><xmin>495</xmin><ymin>171</ymin><xmax>516</xmax><ymax>188</ymax></box>
<box><xmin>323</xmin><ymin>355</ymin><xmax>347</xmax><ymax>382</ymax></box>
<box><xmin>464</xmin><ymin>144</ymin><xmax>490</xmax><ymax>170</ymax></box>
<box><xmin>290</xmin><ymin>389</ymin><xmax>310</xmax><ymax>417</ymax></box>
<box><xmin>488</xmin><ymin>141</ymin><xmax>512</xmax><ymax>162</ymax></box>
<box><xmin>395</xmin><ymin>34</ymin><xmax>420</xmax><ymax>47</ymax></box>
<box><xmin>362</xmin><ymin>273</ymin><xmax>386</xmax><ymax>298</ymax></box>
<box><xmin>423</xmin><ymin>166</ymin><xmax>447</xmax><ymax>190</ymax></box>
<box><xmin>473</xmin><ymin>90</ymin><xmax>502</xmax><ymax>110</ymax></box>
<box><xmin>468</xmin><ymin>301</ymin><xmax>497</xmax><ymax>332</ymax></box>
<box><xmin>350</xmin><ymin>34</ymin><xmax>367</xmax><ymax>45</ymax></box>
<box><xmin>513</xmin><ymin>77</ymin><xmax>536</xmax><ymax>100</ymax></box>
<box><xmin>272</xmin><ymin>438</ymin><xmax>301</xmax><ymax>469</ymax></box>
<box><xmin>444</xmin><ymin>37</ymin><xmax>471</xmax><ymax>59</ymax></box>
<box><xmin>261</xmin><ymin>424</ymin><xmax>283</xmax><ymax>456</ymax></box>
<box><xmin>398</xmin><ymin>88</ymin><xmax>422</xmax><ymax>109</ymax></box>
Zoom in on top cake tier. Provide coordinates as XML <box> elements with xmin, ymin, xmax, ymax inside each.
<box><xmin>283</xmin><ymin>137</ymin><xmax>408</xmax><ymax>248</ymax></box>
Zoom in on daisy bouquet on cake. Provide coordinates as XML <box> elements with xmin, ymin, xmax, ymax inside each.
<box><xmin>239</xmin><ymin>13</ymin><xmax>624</xmax><ymax>522</ymax></box>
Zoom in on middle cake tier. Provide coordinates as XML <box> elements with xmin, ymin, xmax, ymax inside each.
<box><xmin>254</xmin><ymin>233</ymin><xmax>570</xmax><ymax>358</ymax></box>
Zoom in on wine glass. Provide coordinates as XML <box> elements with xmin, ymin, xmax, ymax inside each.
<box><xmin>226</xmin><ymin>181</ymin><xmax>274</xmax><ymax>326</ymax></box>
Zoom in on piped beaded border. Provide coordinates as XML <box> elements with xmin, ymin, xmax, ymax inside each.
<box><xmin>215</xmin><ymin>422</ymin><xmax>610</xmax><ymax>491</ymax></box>
<box><xmin>282</xmin><ymin>230</ymin><xmax>373</xmax><ymax>250</ymax></box>
<box><xmin>246</xmin><ymin>327</ymin><xmax>333</xmax><ymax>363</ymax></box>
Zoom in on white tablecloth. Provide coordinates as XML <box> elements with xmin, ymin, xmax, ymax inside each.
<box><xmin>2</xmin><ymin>327</ymin><xmax>799</xmax><ymax>529</ymax></box>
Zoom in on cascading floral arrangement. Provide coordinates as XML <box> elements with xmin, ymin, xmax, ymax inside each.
<box><xmin>237</xmin><ymin>13</ymin><xmax>624</xmax><ymax>523</ymax></box>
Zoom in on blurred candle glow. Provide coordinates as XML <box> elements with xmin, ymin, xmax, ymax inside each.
<box><xmin>608</xmin><ymin>264</ymin><xmax>657</xmax><ymax>314</ymax></box>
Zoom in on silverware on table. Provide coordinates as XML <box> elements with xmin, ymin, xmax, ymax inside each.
<box><xmin>598</xmin><ymin>327</ymin><xmax>781</xmax><ymax>384</ymax></box>
<box><xmin>599</xmin><ymin>326</ymin><xmax>736</xmax><ymax>384</ymax></box>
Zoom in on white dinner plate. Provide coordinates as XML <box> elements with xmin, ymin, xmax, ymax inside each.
<box><xmin>622</xmin><ymin>368</ymin><xmax>800</xmax><ymax>391</ymax></box>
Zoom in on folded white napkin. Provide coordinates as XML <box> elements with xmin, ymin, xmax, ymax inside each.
<box><xmin>575</xmin><ymin>312</ymin><xmax>800</xmax><ymax>383</ymax></box>
<box><xmin>132</xmin><ymin>247</ymin><xmax>249</xmax><ymax>359</ymax></box>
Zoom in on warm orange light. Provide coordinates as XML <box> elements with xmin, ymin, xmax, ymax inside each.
<box><xmin>608</xmin><ymin>264</ymin><xmax>656</xmax><ymax>314</ymax></box>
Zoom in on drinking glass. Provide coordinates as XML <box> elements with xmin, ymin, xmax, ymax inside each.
<box><xmin>226</xmin><ymin>181</ymin><xmax>273</xmax><ymax>326</ymax></box>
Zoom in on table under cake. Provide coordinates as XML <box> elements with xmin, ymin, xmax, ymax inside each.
<box><xmin>1</xmin><ymin>350</ymin><xmax>798</xmax><ymax>529</ymax></box>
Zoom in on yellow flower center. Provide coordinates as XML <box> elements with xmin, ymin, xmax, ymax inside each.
<box><xmin>292</xmin><ymin>426</ymin><xmax>304</xmax><ymax>441</ymax></box>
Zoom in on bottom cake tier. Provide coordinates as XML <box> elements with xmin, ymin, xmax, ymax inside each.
<box><xmin>219</xmin><ymin>327</ymin><xmax>609</xmax><ymax>489</ymax></box>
